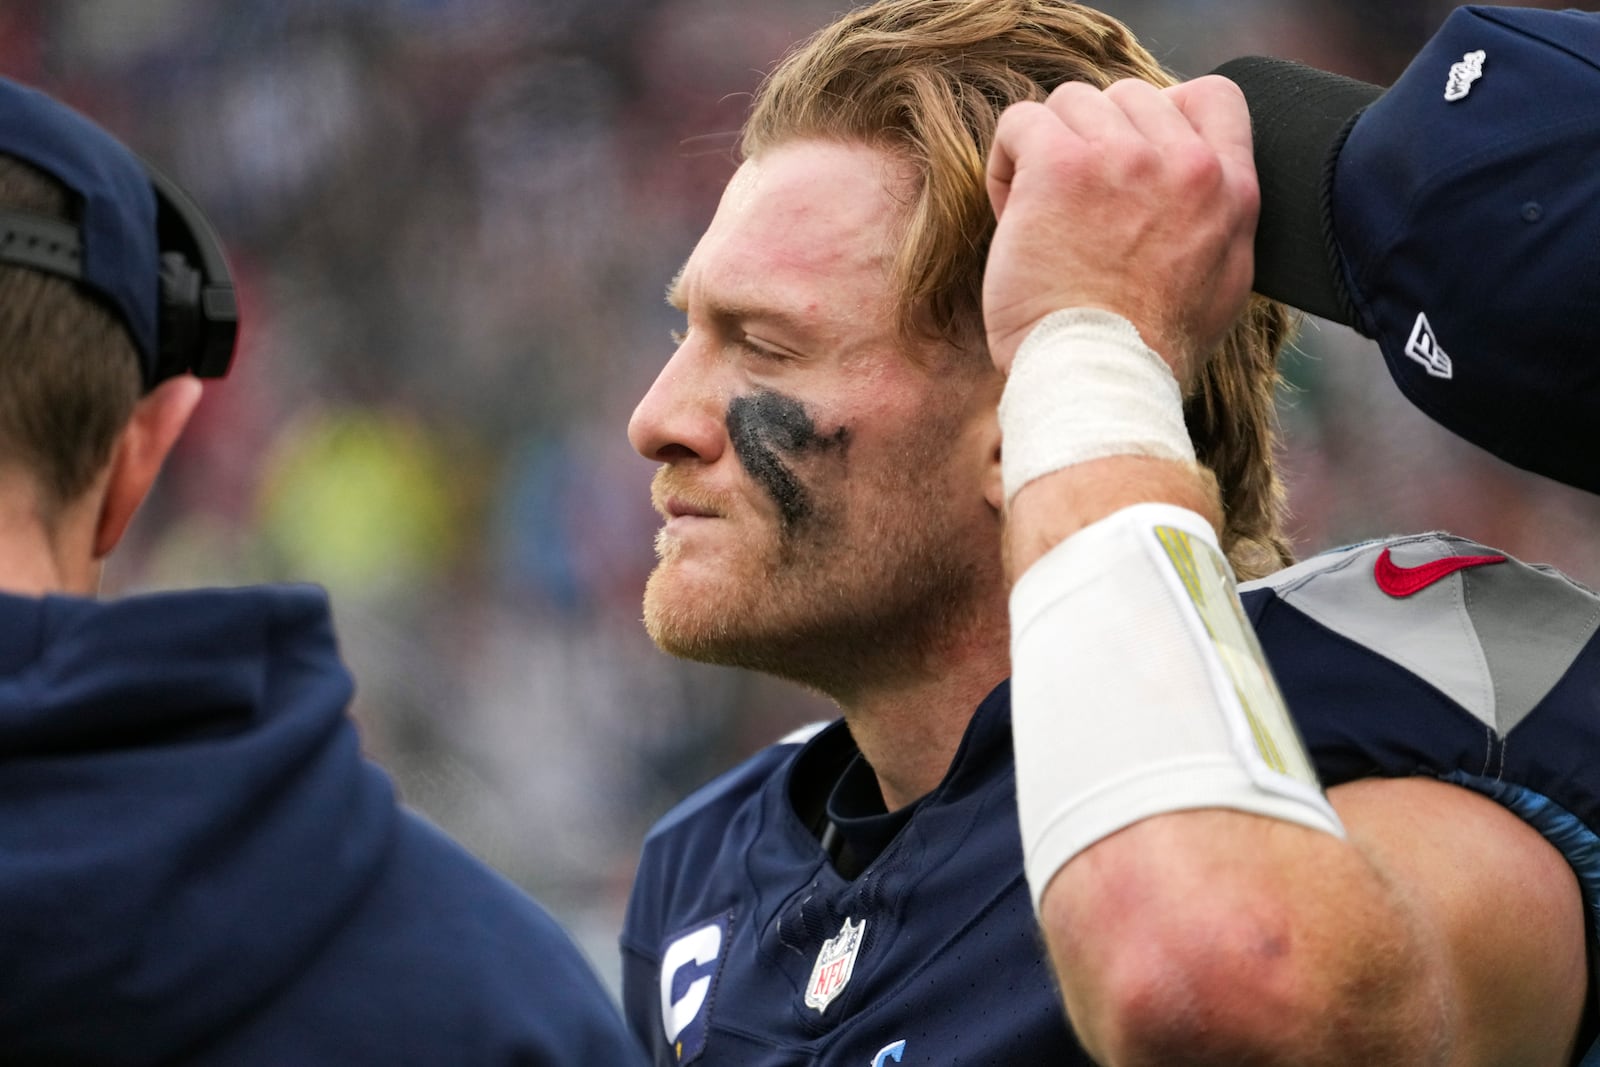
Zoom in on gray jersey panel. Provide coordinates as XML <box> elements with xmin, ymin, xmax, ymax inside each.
<box><xmin>1244</xmin><ymin>533</ymin><xmax>1600</xmax><ymax>735</ymax></box>
<box><xmin>1467</xmin><ymin>560</ymin><xmax>1600</xmax><ymax>734</ymax></box>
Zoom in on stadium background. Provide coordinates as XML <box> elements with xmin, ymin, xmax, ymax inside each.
<box><xmin>6</xmin><ymin>0</ymin><xmax>1597</xmax><ymax>993</ymax></box>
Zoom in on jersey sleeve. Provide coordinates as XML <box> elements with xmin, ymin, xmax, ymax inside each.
<box><xmin>1241</xmin><ymin>531</ymin><xmax>1600</xmax><ymax>1048</ymax></box>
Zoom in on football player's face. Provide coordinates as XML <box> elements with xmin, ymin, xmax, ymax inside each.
<box><xmin>627</xmin><ymin>139</ymin><xmax>1002</xmax><ymax>696</ymax></box>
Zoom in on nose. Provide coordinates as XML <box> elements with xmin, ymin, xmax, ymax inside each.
<box><xmin>628</xmin><ymin>340</ymin><xmax>726</xmax><ymax>465</ymax></box>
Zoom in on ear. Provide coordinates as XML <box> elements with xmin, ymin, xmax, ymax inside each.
<box><xmin>977</xmin><ymin>378</ymin><xmax>1005</xmax><ymax>516</ymax></box>
<box><xmin>93</xmin><ymin>375</ymin><xmax>203</xmax><ymax>559</ymax></box>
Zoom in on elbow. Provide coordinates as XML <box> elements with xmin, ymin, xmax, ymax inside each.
<box><xmin>1084</xmin><ymin>911</ymin><xmax>1318</xmax><ymax>1064</ymax></box>
<box><xmin>1067</xmin><ymin>903</ymin><xmax>1450</xmax><ymax>1066</ymax></box>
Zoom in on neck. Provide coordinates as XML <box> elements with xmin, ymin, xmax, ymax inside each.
<box><xmin>837</xmin><ymin>595</ymin><xmax>1011</xmax><ymax>812</ymax></box>
<box><xmin>0</xmin><ymin>472</ymin><xmax>98</xmax><ymax>597</ymax></box>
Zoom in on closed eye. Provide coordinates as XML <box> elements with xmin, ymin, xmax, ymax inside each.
<box><xmin>668</xmin><ymin>325</ymin><xmax>797</xmax><ymax>363</ymax></box>
<box><xmin>735</xmin><ymin>335</ymin><xmax>795</xmax><ymax>363</ymax></box>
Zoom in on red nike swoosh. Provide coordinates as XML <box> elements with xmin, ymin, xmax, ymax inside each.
<box><xmin>1373</xmin><ymin>547</ymin><xmax>1507</xmax><ymax>597</ymax></box>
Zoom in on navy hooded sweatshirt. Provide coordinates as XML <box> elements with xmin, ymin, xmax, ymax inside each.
<box><xmin>0</xmin><ymin>583</ymin><xmax>644</xmax><ymax>1065</ymax></box>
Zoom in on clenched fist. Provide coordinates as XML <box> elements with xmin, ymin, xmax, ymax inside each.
<box><xmin>983</xmin><ymin>75</ymin><xmax>1259</xmax><ymax>388</ymax></box>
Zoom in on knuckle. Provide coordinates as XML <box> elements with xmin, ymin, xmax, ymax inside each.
<box><xmin>1045</xmin><ymin>79</ymin><xmax>1098</xmax><ymax>105</ymax></box>
<box><xmin>1170</xmin><ymin>140</ymin><xmax>1224</xmax><ymax>190</ymax></box>
<box><xmin>1042</xmin><ymin>79</ymin><xmax>1100</xmax><ymax>119</ymax></box>
<box><xmin>1103</xmin><ymin>77</ymin><xmax>1157</xmax><ymax>104</ymax></box>
<box><xmin>1108</xmin><ymin>136</ymin><xmax>1162</xmax><ymax>181</ymax></box>
<box><xmin>1233</xmin><ymin>170</ymin><xmax>1262</xmax><ymax>219</ymax></box>
<box><xmin>999</xmin><ymin>99</ymin><xmax>1046</xmax><ymax>125</ymax></box>
<box><xmin>1200</xmin><ymin>73</ymin><xmax>1248</xmax><ymax>108</ymax></box>
<box><xmin>998</xmin><ymin>100</ymin><xmax>1054</xmax><ymax>144</ymax></box>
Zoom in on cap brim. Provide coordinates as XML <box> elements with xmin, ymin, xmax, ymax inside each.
<box><xmin>1211</xmin><ymin>56</ymin><xmax>1383</xmax><ymax>328</ymax></box>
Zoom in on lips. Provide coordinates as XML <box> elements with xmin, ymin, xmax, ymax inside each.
<box><xmin>664</xmin><ymin>499</ymin><xmax>720</xmax><ymax>520</ymax></box>
<box><xmin>650</xmin><ymin>468</ymin><xmax>728</xmax><ymax>523</ymax></box>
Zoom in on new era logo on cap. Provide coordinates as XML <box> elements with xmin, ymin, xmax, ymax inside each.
<box><xmin>1218</xmin><ymin>7</ymin><xmax>1600</xmax><ymax>494</ymax></box>
<box><xmin>1404</xmin><ymin>313</ymin><xmax>1452</xmax><ymax>379</ymax></box>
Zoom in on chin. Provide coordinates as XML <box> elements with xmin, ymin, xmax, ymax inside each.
<box><xmin>640</xmin><ymin>560</ymin><xmax>862</xmax><ymax>703</ymax></box>
<box><xmin>640</xmin><ymin>560</ymin><xmax>800</xmax><ymax>675</ymax></box>
<box><xmin>642</xmin><ymin>559</ymin><xmax>742</xmax><ymax>659</ymax></box>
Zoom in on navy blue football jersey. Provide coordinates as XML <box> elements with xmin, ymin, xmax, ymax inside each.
<box><xmin>622</xmin><ymin>533</ymin><xmax>1600</xmax><ymax>1065</ymax></box>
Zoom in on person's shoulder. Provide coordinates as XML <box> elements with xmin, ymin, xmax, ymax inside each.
<box><xmin>1243</xmin><ymin>530</ymin><xmax>1596</xmax><ymax>598</ymax></box>
<box><xmin>642</xmin><ymin>720</ymin><xmax>830</xmax><ymax>847</ymax></box>
<box><xmin>1240</xmin><ymin>530</ymin><xmax>1599</xmax><ymax>690</ymax></box>
<box><xmin>198</xmin><ymin>805</ymin><xmax>644</xmax><ymax>1065</ymax></box>
<box><xmin>1242</xmin><ymin>530</ymin><xmax>1600</xmax><ymax>822</ymax></box>
<box><xmin>40</xmin><ymin>582</ymin><xmax>336</xmax><ymax>640</ymax></box>
<box><xmin>624</xmin><ymin>721</ymin><xmax>833</xmax><ymax>959</ymax></box>
<box><xmin>352</xmin><ymin>809</ymin><xmax>592</xmax><ymax>973</ymax></box>
<box><xmin>352</xmin><ymin>809</ymin><xmax>644</xmax><ymax>1059</ymax></box>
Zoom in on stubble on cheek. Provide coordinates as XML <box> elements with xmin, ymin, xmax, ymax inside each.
<box><xmin>725</xmin><ymin>388</ymin><xmax>851</xmax><ymax>531</ymax></box>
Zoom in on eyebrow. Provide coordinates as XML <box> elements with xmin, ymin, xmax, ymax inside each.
<box><xmin>665</xmin><ymin>264</ymin><xmax>823</xmax><ymax>345</ymax></box>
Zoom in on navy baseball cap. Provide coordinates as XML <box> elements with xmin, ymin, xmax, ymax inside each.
<box><xmin>1215</xmin><ymin>6</ymin><xmax>1600</xmax><ymax>494</ymax></box>
<box><xmin>0</xmin><ymin>76</ymin><xmax>236</xmax><ymax>387</ymax></box>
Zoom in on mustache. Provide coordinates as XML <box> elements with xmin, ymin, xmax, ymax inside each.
<box><xmin>650</xmin><ymin>467</ymin><xmax>733</xmax><ymax>519</ymax></box>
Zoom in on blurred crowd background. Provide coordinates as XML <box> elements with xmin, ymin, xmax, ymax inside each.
<box><xmin>6</xmin><ymin>0</ymin><xmax>1597</xmax><ymax>993</ymax></box>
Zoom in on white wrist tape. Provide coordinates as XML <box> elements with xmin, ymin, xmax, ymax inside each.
<box><xmin>1010</xmin><ymin>503</ymin><xmax>1343</xmax><ymax>913</ymax></box>
<box><xmin>999</xmin><ymin>308</ymin><xmax>1195</xmax><ymax>504</ymax></box>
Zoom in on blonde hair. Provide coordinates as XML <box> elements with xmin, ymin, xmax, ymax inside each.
<box><xmin>743</xmin><ymin>0</ymin><xmax>1294</xmax><ymax>578</ymax></box>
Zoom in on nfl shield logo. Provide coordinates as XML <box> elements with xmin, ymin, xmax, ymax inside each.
<box><xmin>804</xmin><ymin>917</ymin><xmax>866</xmax><ymax>1014</ymax></box>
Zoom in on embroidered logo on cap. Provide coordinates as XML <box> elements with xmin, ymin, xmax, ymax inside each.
<box><xmin>1445</xmin><ymin>49</ymin><xmax>1486</xmax><ymax>101</ymax></box>
<box><xmin>805</xmin><ymin>916</ymin><xmax>866</xmax><ymax>1014</ymax></box>
<box><xmin>1405</xmin><ymin>313</ymin><xmax>1454</xmax><ymax>379</ymax></box>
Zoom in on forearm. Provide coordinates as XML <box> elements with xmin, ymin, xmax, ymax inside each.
<box><xmin>1005</xmin><ymin>462</ymin><xmax>1438</xmax><ymax>1059</ymax></box>
<box><xmin>1005</xmin><ymin>465</ymin><xmax>1455</xmax><ymax>1063</ymax></box>
<box><xmin>1040</xmin><ymin>807</ymin><xmax>1453</xmax><ymax>1066</ymax></box>
<box><xmin>984</xmin><ymin>69</ymin><xmax>1583</xmax><ymax>1067</ymax></box>
<box><xmin>1004</xmin><ymin>455</ymin><xmax>1220</xmax><ymax>580</ymax></box>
